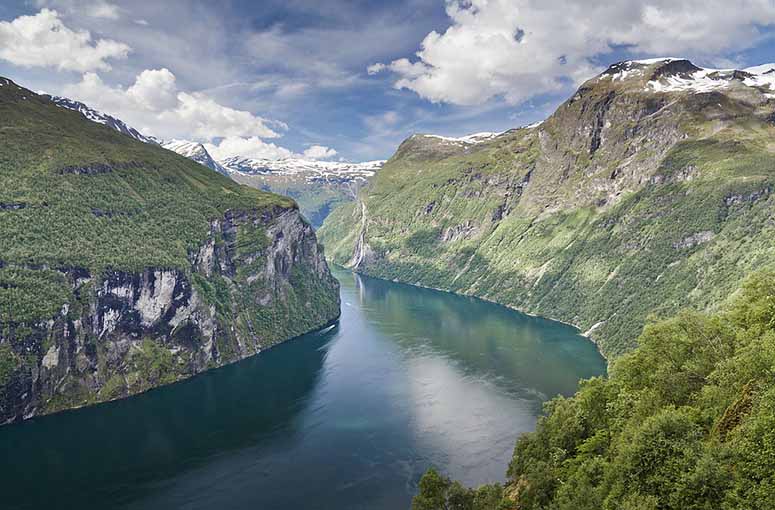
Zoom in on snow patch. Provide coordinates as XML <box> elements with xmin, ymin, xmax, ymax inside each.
<box><xmin>221</xmin><ymin>157</ymin><xmax>383</xmax><ymax>182</ymax></box>
<box><xmin>743</xmin><ymin>63</ymin><xmax>775</xmax><ymax>75</ymax></box>
<box><xmin>421</xmin><ymin>131</ymin><xmax>503</xmax><ymax>145</ymax></box>
<box><xmin>632</xmin><ymin>57</ymin><xmax>683</xmax><ymax>65</ymax></box>
<box><xmin>648</xmin><ymin>68</ymin><xmax>732</xmax><ymax>93</ymax></box>
<box><xmin>642</xmin><ymin>59</ymin><xmax>775</xmax><ymax>95</ymax></box>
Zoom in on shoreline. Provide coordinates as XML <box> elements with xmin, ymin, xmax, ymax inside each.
<box><xmin>333</xmin><ymin>263</ymin><xmax>610</xmax><ymax>364</ymax></box>
<box><xmin>5</xmin><ymin>313</ymin><xmax>342</xmax><ymax>428</ymax></box>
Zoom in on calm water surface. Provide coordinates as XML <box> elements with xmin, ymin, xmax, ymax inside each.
<box><xmin>0</xmin><ymin>269</ymin><xmax>605</xmax><ymax>510</ymax></box>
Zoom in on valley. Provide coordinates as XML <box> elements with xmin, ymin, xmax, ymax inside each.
<box><xmin>2</xmin><ymin>5</ymin><xmax>775</xmax><ymax>506</ymax></box>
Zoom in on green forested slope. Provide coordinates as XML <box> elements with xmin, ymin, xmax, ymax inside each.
<box><xmin>320</xmin><ymin>59</ymin><xmax>775</xmax><ymax>359</ymax></box>
<box><xmin>0</xmin><ymin>77</ymin><xmax>295</xmax><ymax>321</ymax></box>
<box><xmin>413</xmin><ymin>271</ymin><xmax>775</xmax><ymax>510</ymax></box>
<box><xmin>0</xmin><ymin>77</ymin><xmax>339</xmax><ymax>423</ymax></box>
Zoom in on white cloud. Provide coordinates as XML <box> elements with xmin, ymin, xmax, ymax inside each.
<box><xmin>126</xmin><ymin>68</ymin><xmax>178</xmax><ymax>110</ymax></box>
<box><xmin>303</xmin><ymin>145</ymin><xmax>338</xmax><ymax>160</ymax></box>
<box><xmin>367</xmin><ymin>63</ymin><xmax>386</xmax><ymax>75</ymax></box>
<box><xmin>33</xmin><ymin>0</ymin><xmax>121</xmax><ymax>19</ymax></box>
<box><xmin>205</xmin><ymin>137</ymin><xmax>294</xmax><ymax>160</ymax></box>
<box><xmin>0</xmin><ymin>9</ymin><xmax>129</xmax><ymax>72</ymax></box>
<box><xmin>88</xmin><ymin>1</ymin><xmax>121</xmax><ymax>19</ymax></box>
<box><xmin>62</xmin><ymin>69</ymin><xmax>283</xmax><ymax>141</ymax></box>
<box><xmin>373</xmin><ymin>0</ymin><xmax>775</xmax><ymax>105</ymax></box>
<box><xmin>205</xmin><ymin>137</ymin><xmax>339</xmax><ymax>161</ymax></box>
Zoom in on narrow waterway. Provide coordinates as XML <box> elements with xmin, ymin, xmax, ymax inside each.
<box><xmin>0</xmin><ymin>268</ymin><xmax>606</xmax><ymax>510</ymax></box>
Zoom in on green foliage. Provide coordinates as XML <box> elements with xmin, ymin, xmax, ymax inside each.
<box><xmin>412</xmin><ymin>469</ymin><xmax>511</xmax><ymax>510</ymax></box>
<box><xmin>128</xmin><ymin>338</ymin><xmax>180</xmax><ymax>389</ymax></box>
<box><xmin>415</xmin><ymin>270</ymin><xmax>775</xmax><ymax>509</ymax></box>
<box><xmin>0</xmin><ymin>267</ymin><xmax>70</xmax><ymax>323</ymax></box>
<box><xmin>0</xmin><ymin>81</ymin><xmax>293</xmax><ymax>325</ymax></box>
<box><xmin>235</xmin><ymin>223</ymin><xmax>270</xmax><ymax>258</ymax></box>
<box><xmin>0</xmin><ymin>343</ymin><xmax>20</xmax><ymax>390</ymax></box>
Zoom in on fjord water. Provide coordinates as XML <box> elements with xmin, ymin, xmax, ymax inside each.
<box><xmin>0</xmin><ymin>269</ymin><xmax>605</xmax><ymax>510</ymax></box>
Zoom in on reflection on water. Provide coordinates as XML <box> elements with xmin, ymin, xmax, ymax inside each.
<box><xmin>0</xmin><ymin>268</ymin><xmax>605</xmax><ymax>510</ymax></box>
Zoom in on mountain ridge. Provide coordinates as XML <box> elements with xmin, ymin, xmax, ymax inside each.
<box><xmin>319</xmin><ymin>57</ymin><xmax>775</xmax><ymax>359</ymax></box>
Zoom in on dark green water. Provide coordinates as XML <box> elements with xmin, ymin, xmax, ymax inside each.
<box><xmin>0</xmin><ymin>269</ymin><xmax>605</xmax><ymax>510</ymax></box>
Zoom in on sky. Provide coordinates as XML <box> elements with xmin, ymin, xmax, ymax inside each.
<box><xmin>1</xmin><ymin>1</ymin><xmax>774</xmax><ymax>162</ymax></box>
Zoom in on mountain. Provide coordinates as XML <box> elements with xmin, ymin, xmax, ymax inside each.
<box><xmin>161</xmin><ymin>139</ymin><xmax>230</xmax><ymax>176</ymax></box>
<box><xmin>0</xmin><ymin>77</ymin><xmax>340</xmax><ymax>424</ymax></box>
<box><xmin>44</xmin><ymin>94</ymin><xmax>158</xmax><ymax>144</ymax></box>
<box><xmin>319</xmin><ymin>58</ymin><xmax>775</xmax><ymax>359</ymax></box>
<box><xmin>223</xmin><ymin>156</ymin><xmax>384</xmax><ymax>227</ymax></box>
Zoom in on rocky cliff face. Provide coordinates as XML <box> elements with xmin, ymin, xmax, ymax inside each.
<box><xmin>320</xmin><ymin>59</ymin><xmax>775</xmax><ymax>359</ymax></box>
<box><xmin>1</xmin><ymin>206</ymin><xmax>338</xmax><ymax>424</ymax></box>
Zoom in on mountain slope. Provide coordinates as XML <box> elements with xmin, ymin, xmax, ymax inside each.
<box><xmin>0</xmin><ymin>77</ymin><xmax>340</xmax><ymax>424</ymax></box>
<box><xmin>161</xmin><ymin>139</ymin><xmax>230</xmax><ymax>175</ymax></box>
<box><xmin>320</xmin><ymin>59</ymin><xmax>775</xmax><ymax>359</ymax></box>
<box><xmin>44</xmin><ymin>96</ymin><xmax>231</xmax><ymax>178</ymax></box>
<box><xmin>44</xmin><ymin>94</ymin><xmax>158</xmax><ymax>144</ymax></box>
<box><xmin>224</xmin><ymin>157</ymin><xmax>383</xmax><ymax>227</ymax></box>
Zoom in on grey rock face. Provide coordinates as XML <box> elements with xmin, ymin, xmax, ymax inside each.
<box><xmin>1</xmin><ymin>207</ymin><xmax>339</xmax><ymax>424</ymax></box>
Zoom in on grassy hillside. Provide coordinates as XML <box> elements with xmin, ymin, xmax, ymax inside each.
<box><xmin>0</xmin><ymin>78</ymin><xmax>294</xmax><ymax>323</ymax></box>
<box><xmin>413</xmin><ymin>270</ymin><xmax>775</xmax><ymax>510</ymax></box>
<box><xmin>320</xmin><ymin>60</ymin><xmax>775</xmax><ymax>359</ymax></box>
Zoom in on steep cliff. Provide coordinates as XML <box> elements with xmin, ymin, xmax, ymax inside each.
<box><xmin>320</xmin><ymin>59</ymin><xmax>775</xmax><ymax>359</ymax></box>
<box><xmin>0</xmin><ymin>78</ymin><xmax>339</xmax><ymax>424</ymax></box>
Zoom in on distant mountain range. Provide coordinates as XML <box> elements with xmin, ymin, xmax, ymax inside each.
<box><xmin>48</xmin><ymin>96</ymin><xmax>384</xmax><ymax>226</ymax></box>
<box><xmin>220</xmin><ymin>156</ymin><xmax>382</xmax><ymax>182</ymax></box>
<box><xmin>223</xmin><ymin>156</ymin><xmax>383</xmax><ymax>226</ymax></box>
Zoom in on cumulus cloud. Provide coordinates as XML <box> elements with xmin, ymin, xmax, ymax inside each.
<box><xmin>205</xmin><ymin>137</ymin><xmax>295</xmax><ymax>160</ymax></box>
<box><xmin>303</xmin><ymin>145</ymin><xmax>338</xmax><ymax>160</ymax></box>
<box><xmin>372</xmin><ymin>0</ymin><xmax>775</xmax><ymax>105</ymax></box>
<box><xmin>0</xmin><ymin>9</ymin><xmax>129</xmax><ymax>72</ymax></box>
<box><xmin>126</xmin><ymin>68</ymin><xmax>178</xmax><ymax>110</ymax></box>
<box><xmin>206</xmin><ymin>137</ymin><xmax>339</xmax><ymax>161</ymax></box>
<box><xmin>62</xmin><ymin>69</ymin><xmax>282</xmax><ymax>141</ymax></box>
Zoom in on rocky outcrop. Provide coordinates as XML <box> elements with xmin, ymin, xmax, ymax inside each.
<box><xmin>0</xmin><ymin>206</ymin><xmax>339</xmax><ymax>424</ymax></box>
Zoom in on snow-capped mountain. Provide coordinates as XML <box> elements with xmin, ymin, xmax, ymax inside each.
<box><xmin>598</xmin><ymin>58</ymin><xmax>775</xmax><ymax>97</ymax></box>
<box><xmin>419</xmin><ymin>131</ymin><xmax>504</xmax><ymax>145</ymax></box>
<box><xmin>222</xmin><ymin>157</ymin><xmax>384</xmax><ymax>227</ymax></box>
<box><xmin>161</xmin><ymin>139</ymin><xmax>230</xmax><ymax>176</ymax></box>
<box><xmin>44</xmin><ymin>95</ymin><xmax>158</xmax><ymax>144</ymax></box>
<box><xmin>220</xmin><ymin>156</ymin><xmax>384</xmax><ymax>184</ymax></box>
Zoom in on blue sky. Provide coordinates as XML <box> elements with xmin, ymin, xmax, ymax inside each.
<box><xmin>1</xmin><ymin>1</ymin><xmax>774</xmax><ymax>161</ymax></box>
